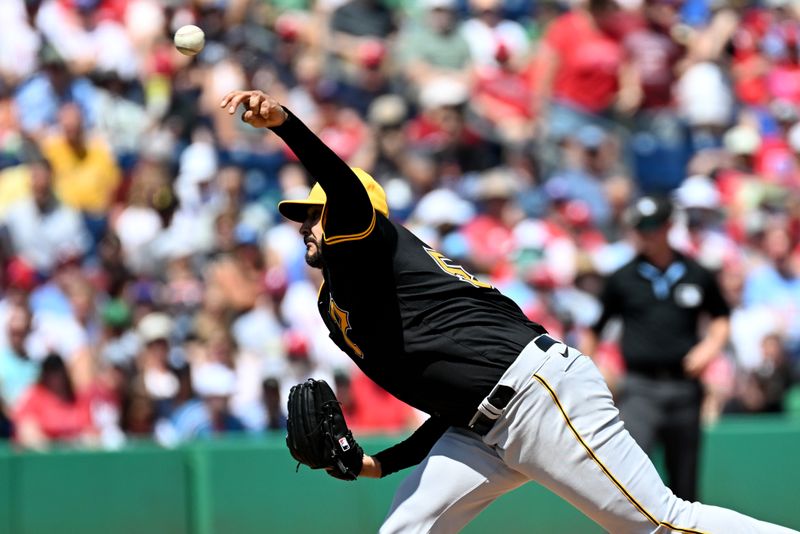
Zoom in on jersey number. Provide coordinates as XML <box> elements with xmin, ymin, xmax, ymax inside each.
<box><xmin>329</xmin><ymin>298</ymin><xmax>364</xmax><ymax>358</ymax></box>
<box><xmin>424</xmin><ymin>247</ymin><xmax>492</xmax><ymax>289</ymax></box>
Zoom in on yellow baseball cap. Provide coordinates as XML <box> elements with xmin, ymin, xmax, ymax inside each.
<box><xmin>278</xmin><ymin>168</ymin><xmax>389</xmax><ymax>223</ymax></box>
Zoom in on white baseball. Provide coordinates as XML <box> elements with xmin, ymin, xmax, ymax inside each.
<box><xmin>174</xmin><ymin>25</ymin><xmax>205</xmax><ymax>56</ymax></box>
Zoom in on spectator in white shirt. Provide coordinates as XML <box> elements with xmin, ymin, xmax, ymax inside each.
<box><xmin>0</xmin><ymin>0</ymin><xmax>42</xmax><ymax>86</ymax></box>
<box><xmin>461</xmin><ymin>0</ymin><xmax>529</xmax><ymax>67</ymax></box>
<box><xmin>2</xmin><ymin>158</ymin><xmax>90</xmax><ymax>276</ymax></box>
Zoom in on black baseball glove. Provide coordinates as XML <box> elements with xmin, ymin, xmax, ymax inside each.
<box><xmin>286</xmin><ymin>378</ymin><xmax>364</xmax><ymax>480</ymax></box>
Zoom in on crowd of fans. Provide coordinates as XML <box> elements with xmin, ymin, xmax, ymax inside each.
<box><xmin>0</xmin><ymin>0</ymin><xmax>798</xmax><ymax>450</ymax></box>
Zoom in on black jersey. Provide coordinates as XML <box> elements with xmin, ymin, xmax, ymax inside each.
<box><xmin>318</xmin><ymin>214</ymin><xmax>544</xmax><ymax>425</ymax></box>
<box><xmin>270</xmin><ymin>111</ymin><xmax>544</xmax><ymax>474</ymax></box>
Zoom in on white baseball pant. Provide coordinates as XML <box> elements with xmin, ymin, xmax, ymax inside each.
<box><xmin>380</xmin><ymin>339</ymin><xmax>799</xmax><ymax>534</ymax></box>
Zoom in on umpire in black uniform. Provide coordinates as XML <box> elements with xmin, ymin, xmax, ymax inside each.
<box><xmin>583</xmin><ymin>195</ymin><xmax>730</xmax><ymax>501</ymax></box>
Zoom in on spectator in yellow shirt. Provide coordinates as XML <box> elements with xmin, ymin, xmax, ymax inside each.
<box><xmin>41</xmin><ymin>102</ymin><xmax>120</xmax><ymax>215</ymax></box>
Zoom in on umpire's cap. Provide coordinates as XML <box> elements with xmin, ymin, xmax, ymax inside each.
<box><xmin>278</xmin><ymin>168</ymin><xmax>389</xmax><ymax>223</ymax></box>
<box><xmin>625</xmin><ymin>195</ymin><xmax>673</xmax><ymax>231</ymax></box>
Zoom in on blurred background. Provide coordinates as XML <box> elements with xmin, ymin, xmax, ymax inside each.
<box><xmin>0</xmin><ymin>0</ymin><xmax>799</xmax><ymax>530</ymax></box>
<box><xmin>0</xmin><ymin>0</ymin><xmax>800</xmax><ymax>534</ymax></box>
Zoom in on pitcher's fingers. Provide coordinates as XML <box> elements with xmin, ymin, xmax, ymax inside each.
<box><xmin>242</xmin><ymin>110</ymin><xmax>254</xmax><ymax>122</ymax></box>
<box><xmin>220</xmin><ymin>90</ymin><xmax>246</xmax><ymax>108</ymax></box>
<box><xmin>248</xmin><ymin>93</ymin><xmax>263</xmax><ymax>112</ymax></box>
<box><xmin>223</xmin><ymin>91</ymin><xmax>252</xmax><ymax>113</ymax></box>
<box><xmin>260</xmin><ymin>99</ymin><xmax>274</xmax><ymax>117</ymax></box>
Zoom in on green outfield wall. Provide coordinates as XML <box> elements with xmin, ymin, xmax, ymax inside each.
<box><xmin>0</xmin><ymin>416</ymin><xmax>798</xmax><ymax>534</ymax></box>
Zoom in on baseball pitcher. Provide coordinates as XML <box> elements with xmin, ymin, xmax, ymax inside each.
<box><xmin>221</xmin><ymin>90</ymin><xmax>798</xmax><ymax>534</ymax></box>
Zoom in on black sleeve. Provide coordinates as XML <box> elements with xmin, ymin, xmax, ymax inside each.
<box><xmin>701</xmin><ymin>269</ymin><xmax>731</xmax><ymax>318</ymax></box>
<box><xmin>591</xmin><ymin>273</ymin><xmax>621</xmax><ymax>335</ymax></box>
<box><xmin>270</xmin><ymin>109</ymin><xmax>375</xmax><ymax>241</ymax></box>
<box><xmin>371</xmin><ymin>416</ymin><xmax>449</xmax><ymax>477</ymax></box>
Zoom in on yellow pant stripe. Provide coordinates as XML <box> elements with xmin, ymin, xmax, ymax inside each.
<box><xmin>532</xmin><ymin>374</ymin><xmax>708</xmax><ymax>534</ymax></box>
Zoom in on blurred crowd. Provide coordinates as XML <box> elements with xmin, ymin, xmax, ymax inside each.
<box><xmin>0</xmin><ymin>0</ymin><xmax>799</xmax><ymax>450</ymax></box>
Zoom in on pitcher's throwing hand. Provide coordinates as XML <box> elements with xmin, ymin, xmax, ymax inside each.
<box><xmin>220</xmin><ymin>90</ymin><xmax>288</xmax><ymax>128</ymax></box>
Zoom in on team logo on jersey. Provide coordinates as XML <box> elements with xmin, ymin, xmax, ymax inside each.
<box><xmin>424</xmin><ymin>247</ymin><xmax>492</xmax><ymax>289</ymax></box>
<box><xmin>329</xmin><ymin>298</ymin><xmax>364</xmax><ymax>358</ymax></box>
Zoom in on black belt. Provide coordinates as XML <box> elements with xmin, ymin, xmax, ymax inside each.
<box><xmin>627</xmin><ymin>366</ymin><xmax>688</xmax><ymax>381</ymax></box>
<box><xmin>468</xmin><ymin>334</ymin><xmax>558</xmax><ymax>437</ymax></box>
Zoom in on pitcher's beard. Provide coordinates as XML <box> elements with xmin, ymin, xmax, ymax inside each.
<box><xmin>305</xmin><ymin>248</ymin><xmax>323</xmax><ymax>268</ymax></box>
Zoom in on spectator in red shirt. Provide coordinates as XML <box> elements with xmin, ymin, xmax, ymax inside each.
<box><xmin>761</xmin><ymin>5</ymin><xmax>800</xmax><ymax>107</ymax></box>
<box><xmin>472</xmin><ymin>41</ymin><xmax>537</xmax><ymax>146</ymax></box>
<box><xmin>754</xmin><ymin>100</ymin><xmax>800</xmax><ymax>187</ymax></box>
<box><xmin>335</xmin><ymin>369</ymin><xmax>418</xmax><ymax>435</ymax></box>
<box><xmin>407</xmin><ymin>78</ymin><xmax>503</xmax><ymax>174</ymax></box>
<box><xmin>624</xmin><ymin>0</ymin><xmax>694</xmax><ymax>191</ymax></box>
<box><xmin>624</xmin><ymin>0</ymin><xmax>684</xmax><ymax>112</ymax></box>
<box><xmin>461</xmin><ymin>168</ymin><xmax>525</xmax><ymax>279</ymax></box>
<box><xmin>312</xmin><ymin>83</ymin><xmax>367</xmax><ymax>164</ymax></box>
<box><xmin>536</xmin><ymin>0</ymin><xmax>641</xmax><ymax>141</ymax></box>
<box><xmin>731</xmin><ymin>8</ymin><xmax>772</xmax><ymax>107</ymax></box>
<box><xmin>13</xmin><ymin>353</ymin><xmax>95</xmax><ymax>449</ymax></box>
